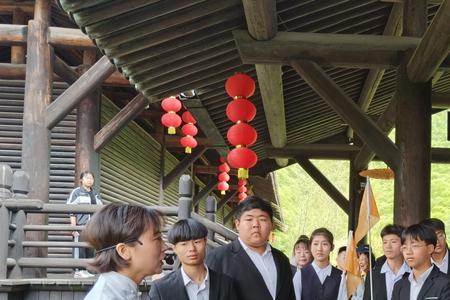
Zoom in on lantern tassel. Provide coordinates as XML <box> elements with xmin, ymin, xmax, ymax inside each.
<box><xmin>221</xmin><ymin>190</ymin><xmax>226</xmax><ymax>195</ymax></box>
<box><xmin>238</xmin><ymin>168</ymin><xmax>249</xmax><ymax>179</ymax></box>
<box><xmin>185</xmin><ymin>147</ymin><xmax>192</xmax><ymax>154</ymax></box>
<box><xmin>168</xmin><ymin>127</ymin><xmax>176</xmax><ymax>135</ymax></box>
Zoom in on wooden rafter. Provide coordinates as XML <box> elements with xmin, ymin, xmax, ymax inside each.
<box><xmin>406</xmin><ymin>0</ymin><xmax>450</xmax><ymax>82</ymax></box>
<box><xmin>241</xmin><ymin>0</ymin><xmax>288</xmax><ymax>167</ymax></box>
<box><xmin>296</xmin><ymin>157</ymin><xmax>349</xmax><ymax>214</ymax></box>
<box><xmin>233</xmin><ymin>30</ymin><xmax>450</xmax><ymax>70</ymax></box>
<box><xmin>291</xmin><ymin>60</ymin><xmax>400</xmax><ymax>170</ymax></box>
<box><xmin>46</xmin><ymin>56</ymin><xmax>116</xmax><ymax>129</ymax></box>
<box><xmin>217</xmin><ymin>190</ymin><xmax>238</xmax><ymax>210</ymax></box>
<box><xmin>183</xmin><ymin>97</ymin><xmax>229</xmax><ymax>158</ymax></box>
<box><xmin>347</xmin><ymin>3</ymin><xmax>403</xmax><ymax>139</ymax></box>
<box><xmin>265</xmin><ymin>144</ymin><xmax>360</xmax><ymax>160</ymax></box>
<box><xmin>94</xmin><ymin>93</ymin><xmax>149</xmax><ymax>151</ymax></box>
<box><xmin>193</xmin><ymin>165</ymin><xmax>237</xmax><ymax>176</ymax></box>
<box><xmin>192</xmin><ymin>179</ymin><xmax>217</xmax><ymax>207</ymax></box>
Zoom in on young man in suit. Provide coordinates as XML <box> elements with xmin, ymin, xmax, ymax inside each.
<box><xmin>206</xmin><ymin>195</ymin><xmax>295</xmax><ymax>300</ymax></box>
<box><xmin>293</xmin><ymin>228</ymin><xmax>342</xmax><ymax>300</ymax></box>
<box><xmin>421</xmin><ymin>218</ymin><xmax>449</xmax><ymax>277</ymax></box>
<box><xmin>149</xmin><ymin>218</ymin><xmax>237</xmax><ymax>300</ymax></box>
<box><xmin>363</xmin><ymin>224</ymin><xmax>410</xmax><ymax>300</ymax></box>
<box><xmin>392</xmin><ymin>224</ymin><xmax>450</xmax><ymax>300</ymax></box>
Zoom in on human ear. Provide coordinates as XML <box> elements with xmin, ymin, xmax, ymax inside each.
<box><xmin>116</xmin><ymin>243</ymin><xmax>132</xmax><ymax>261</ymax></box>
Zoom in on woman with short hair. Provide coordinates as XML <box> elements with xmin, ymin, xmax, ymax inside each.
<box><xmin>84</xmin><ymin>203</ymin><xmax>167</xmax><ymax>300</ymax></box>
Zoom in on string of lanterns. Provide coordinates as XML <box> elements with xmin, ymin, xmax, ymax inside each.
<box><xmin>217</xmin><ymin>158</ymin><xmax>230</xmax><ymax>195</ymax></box>
<box><xmin>180</xmin><ymin>111</ymin><xmax>198</xmax><ymax>154</ymax></box>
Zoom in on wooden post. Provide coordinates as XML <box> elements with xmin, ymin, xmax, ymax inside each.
<box><xmin>11</xmin><ymin>8</ymin><xmax>26</xmax><ymax>64</ymax></box>
<box><xmin>75</xmin><ymin>50</ymin><xmax>101</xmax><ymax>183</ymax></box>
<box><xmin>178</xmin><ymin>175</ymin><xmax>193</xmax><ymax>220</ymax></box>
<box><xmin>394</xmin><ymin>0</ymin><xmax>431</xmax><ymax>226</ymax></box>
<box><xmin>21</xmin><ymin>0</ymin><xmax>52</xmax><ymax>278</ymax></box>
<box><xmin>205</xmin><ymin>196</ymin><xmax>217</xmax><ymax>241</ymax></box>
<box><xmin>348</xmin><ymin>159</ymin><xmax>365</xmax><ymax>231</ymax></box>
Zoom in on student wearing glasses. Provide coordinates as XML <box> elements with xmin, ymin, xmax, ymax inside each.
<box><xmin>83</xmin><ymin>203</ymin><xmax>167</xmax><ymax>300</ymax></box>
<box><xmin>149</xmin><ymin>218</ymin><xmax>237</xmax><ymax>300</ymax></box>
<box><xmin>392</xmin><ymin>223</ymin><xmax>450</xmax><ymax>300</ymax></box>
<box><xmin>420</xmin><ymin>218</ymin><xmax>449</xmax><ymax>278</ymax></box>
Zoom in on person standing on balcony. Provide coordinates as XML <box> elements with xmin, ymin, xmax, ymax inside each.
<box><xmin>66</xmin><ymin>171</ymin><xmax>102</xmax><ymax>278</ymax></box>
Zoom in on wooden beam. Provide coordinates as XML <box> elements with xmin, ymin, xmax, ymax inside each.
<box><xmin>241</xmin><ymin>0</ymin><xmax>288</xmax><ymax>167</ymax></box>
<box><xmin>265</xmin><ymin>144</ymin><xmax>360</xmax><ymax>160</ymax></box>
<box><xmin>296</xmin><ymin>157</ymin><xmax>349</xmax><ymax>214</ymax></box>
<box><xmin>46</xmin><ymin>56</ymin><xmax>116</xmax><ymax>129</ymax></box>
<box><xmin>0</xmin><ymin>1</ymin><xmax>34</xmax><ymax>14</ymax></box>
<box><xmin>432</xmin><ymin>92</ymin><xmax>450</xmax><ymax>109</ymax></box>
<box><xmin>183</xmin><ymin>97</ymin><xmax>229</xmax><ymax>158</ymax></box>
<box><xmin>163</xmin><ymin>146</ymin><xmax>207</xmax><ymax>190</ymax></box>
<box><xmin>217</xmin><ymin>190</ymin><xmax>238</xmax><ymax>210</ymax></box>
<box><xmin>347</xmin><ymin>3</ymin><xmax>403</xmax><ymax>139</ymax></box>
<box><xmin>233</xmin><ymin>30</ymin><xmax>450</xmax><ymax>70</ymax></box>
<box><xmin>0</xmin><ymin>24</ymin><xmax>27</xmax><ymax>45</ymax></box>
<box><xmin>194</xmin><ymin>165</ymin><xmax>237</xmax><ymax>176</ymax></box>
<box><xmin>11</xmin><ymin>8</ymin><xmax>26</xmax><ymax>64</ymax></box>
<box><xmin>94</xmin><ymin>93</ymin><xmax>149</xmax><ymax>151</ymax></box>
<box><xmin>291</xmin><ymin>59</ymin><xmax>400</xmax><ymax>170</ymax></box>
<box><xmin>193</xmin><ymin>179</ymin><xmax>217</xmax><ymax>207</ymax></box>
<box><xmin>407</xmin><ymin>0</ymin><xmax>450</xmax><ymax>82</ymax></box>
<box><xmin>21</xmin><ymin>0</ymin><xmax>51</xmax><ymax>278</ymax></box>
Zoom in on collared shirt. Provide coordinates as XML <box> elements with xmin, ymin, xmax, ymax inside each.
<box><xmin>432</xmin><ymin>248</ymin><xmax>449</xmax><ymax>274</ymax></box>
<box><xmin>84</xmin><ymin>271</ymin><xmax>141</xmax><ymax>300</ymax></box>
<box><xmin>293</xmin><ymin>261</ymin><xmax>332</xmax><ymax>300</ymax></box>
<box><xmin>180</xmin><ymin>265</ymin><xmax>209</xmax><ymax>300</ymax></box>
<box><xmin>408</xmin><ymin>265</ymin><xmax>434</xmax><ymax>300</ymax></box>
<box><xmin>311</xmin><ymin>261</ymin><xmax>332</xmax><ymax>284</ymax></box>
<box><xmin>381</xmin><ymin>260</ymin><xmax>411</xmax><ymax>300</ymax></box>
<box><xmin>238</xmin><ymin>237</ymin><xmax>277</xmax><ymax>300</ymax></box>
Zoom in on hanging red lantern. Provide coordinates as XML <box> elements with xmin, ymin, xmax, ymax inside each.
<box><xmin>217</xmin><ymin>159</ymin><xmax>230</xmax><ymax>195</ymax></box>
<box><xmin>227</xmin><ymin>147</ymin><xmax>258</xmax><ymax>179</ymax></box>
<box><xmin>227</xmin><ymin>123</ymin><xmax>258</xmax><ymax>146</ymax></box>
<box><xmin>217</xmin><ymin>181</ymin><xmax>229</xmax><ymax>196</ymax></box>
<box><xmin>180</xmin><ymin>111</ymin><xmax>198</xmax><ymax>153</ymax></box>
<box><xmin>226</xmin><ymin>98</ymin><xmax>256</xmax><ymax>123</ymax></box>
<box><xmin>219</xmin><ymin>162</ymin><xmax>230</xmax><ymax>173</ymax></box>
<box><xmin>161</xmin><ymin>96</ymin><xmax>182</xmax><ymax>134</ymax></box>
<box><xmin>238</xmin><ymin>192</ymin><xmax>248</xmax><ymax>202</ymax></box>
<box><xmin>238</xmin><ymin>179</ymin><xmax>247</xmax><ymax>186</ymax></box>
<box><xmin>218</xmin><ymin>172</ymin><xmax>230</xmax><ymax>182</ymax></box>
<box><xmin>180</xmin><ymin>136</ymin><xmax>197</xmax><ymax>154</ymax></box>
<box><xmin>238</xmin><ymin>185</ymin><xmax>247</xmax><ymax>193</ymax></box>
<box><xmin>225</xmin><ymin>73</ymin><xmax>255</xmax><ymax>99</ymax></box>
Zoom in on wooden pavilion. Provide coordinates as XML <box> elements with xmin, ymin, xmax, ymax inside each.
<box><xmin>0</xmin><ymin>0</ymin><xmax>450</xmax><ymax>291</ymax></box>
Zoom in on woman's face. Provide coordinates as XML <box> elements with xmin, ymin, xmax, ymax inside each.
<box><xmin>358</xmin><ymin>253</ymin><xmax>369</xmax><ymax>274</ymax></box>
<box><xmin>294</xmin><ymin>242</ymin><xmax>312</xmax><ymax>268</ymax></box>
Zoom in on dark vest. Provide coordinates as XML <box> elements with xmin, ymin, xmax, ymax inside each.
<box><xmin>301</xmin><ymin>264</ymin><xmax>342</xmax><ymax>300</ymax></box>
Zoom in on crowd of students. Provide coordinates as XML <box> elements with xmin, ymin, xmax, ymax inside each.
<box><xmin>79</xmin><ymin>195</ymin><xmax>450</xmax><ymax>300</ymax></box>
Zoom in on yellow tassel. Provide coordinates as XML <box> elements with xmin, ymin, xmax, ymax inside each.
<box><xmin>185</xmin><ymin>147</ymin><xmax>192</xmax><ymax>154</ymax></box>
<box><xmin>238</xmin><ymin>168</ymin><xmax>248</xmax><ymax>179</ymax></box>
<box><xmin>168</xmin><ymin>127</ymin><xmax>176</xmax><ymax>135</ymax></box>
<box><xmin>221</xmin><ymin>190</ymin><xmax>226</xmax><ymax>195</ymax></box>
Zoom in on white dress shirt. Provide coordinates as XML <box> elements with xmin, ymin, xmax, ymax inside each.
<box><xmin>408</xmin><ymin>265</ymin><xmax>434</xmax><ymax>300</ymax></box>
<box><xmin>84</xmin><ymin>271</ymin><xmax>141</xmax><ymax>300</ymax></box>
<box><xmin>238</xmin><ymin>237</ymin><xmax>277</xmax><ymax>300</ymax></box>
<box><xmin>381</xmin><ymin>260</ymin><xmax>411</xmax><ymax>300</ymax></box>
<box><xmin>181</xmin><ymin>265</ymin><xmax>210</xmax><ymax>300</ymax></box>
<box><xmin>293</xmin><ymin>261</ymin><xmax>332</xmax><ymax>300</ymax></box>
<box><xmin>432</xmin><ymin>248</ymin><xmax>449</xmax><ymax>274</ymax></box>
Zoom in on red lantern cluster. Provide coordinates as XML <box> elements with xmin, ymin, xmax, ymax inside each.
<box><xmin>161</xmin><ymin>96</ymin><xmax>182</xmax><ymax>135</ymax></box>
<box><xmin>180</xmin><ymin>111</ymin><xmax>198</xmax><ymax>154</ymax></box>
<box><xmin>225</xmin><ymin>74</ymin><xmax>258</xmax><ymax>180</ymax></box>
<box><xmin>217</xmin><ymin>158</ymin><xmax>230</xmax><ymax>195</ymax></box>
<box><xmin>238</xmin><ymin>178</ymin><xmax>247</xmax><ymax>202</ymax></box>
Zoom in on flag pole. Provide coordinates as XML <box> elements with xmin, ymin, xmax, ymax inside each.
<box><xmin>366</xmin><ymin>176</ymin><xmax>374</xmax><ymax>300</ymax></box>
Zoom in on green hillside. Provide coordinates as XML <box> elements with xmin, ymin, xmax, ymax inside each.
<box><xmin>272</xmin><ymin>111</ymin><xmax>450</xmax><ymax>262</ymax></box>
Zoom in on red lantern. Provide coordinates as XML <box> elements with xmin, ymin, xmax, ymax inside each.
<box><xmin>182</xmin><ymin>111</ymin><xmax>197</xmax><ymax>124</ymax></box>
<box><xmin>218</xmin><ymin>172</ymin><xmax>230</xmax><ymax>182</ymax></box>
<box><xmin>226</xmin><ymin>98</ymin><xmax>256</xmax><ymax>123</ymax></box>
<box><xmin>180</xmin><ymin>136</ymin><xmax>197</xmax><ymax>154</ymax></box>
<box><xmin>238</xmin><ymin>179</ymin><xmax>247</xmax><ymax>186</ymax></box>
<box><xmin>182</xmin><ymin>123</ymin><xmax>198</xmax><ymax>136</ymax></box>
<box><xmin>238</xmin><ymin>185</ymin><xmax>247</xmax><ymax>193</ymax></box>
<box><xmin>225</xmin><ymin>73</ymin><xmax>255</xmax><ymax>99</ymax></box>
<box><xmin>227</xmin><ymin>123</ymin><xmax>257</xmax><ymax>146</ymax></box>
<box><xmin>218</xmin><ymin>181</ymin><xmax>229</xmax><ymax>195</ymax></box>
<box><xmin>238</xmin><ymin>192</ymin><xmax>247</xmax><ymax>202</ymax></box>
<box><xmin>161</xmin><ymin>96</ymin><xmax>182</xmax><ymax>134</ymax></box>
<box><xmin>219</xmin><ymin>162</ymin><xmax>230</xmax><ymax>173</ymax></box>
<box><xmin>227</xmin><ymin>147</ymin><xmax>258</xmax><ymax>179</ymax></box>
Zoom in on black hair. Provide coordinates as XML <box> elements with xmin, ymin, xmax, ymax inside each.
<box><xmin>310</xmin><ymin>228</ymin><xmax>334</xmax><ymax>246</ymax></box>
<box><xmin>380</xmin><ymin>224</ymin><xmax>405</xmax><ymax>238</ymax></box>
<box><xmin>80</xmin><ymin>171</ymin><xmax>94</xmax><ymax>180</ymax></box>
<box><xmin>401</xmin><ymin>223</ymin><xmax>437</xmax><ymax>246</ymax></box>
<box><xmin>338</xmin><ymin>246</ymin><xmax>347</xmax><ymax>254</ymax></box>
<box><xmin>294</xmin><ymin>235</ymin><xmax>310</xmax><ymax>247</ymax></box>
<box><xmin>420</xmin><ymin>218</ymin><xmax>446</xmax><ymax>233</ymax></box>
<box><xmin>234</xmin><ymin>195</ymin><xmax>273</xmax><ymax>221</ymax></box>
<box><xmin>167</xmin><ymin>218</ymin><xmax>208</xmax><ymax>245</ymax></box>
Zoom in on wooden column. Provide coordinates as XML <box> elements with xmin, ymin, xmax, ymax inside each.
<box><xmin>11</xmin><ymin>8</ymin><xmax>26</xmax><ymax>64</ymax></box>
<box><xmin>348</xmin><ymin>159</ymin><xmax>365</xmax><ymax>231</ymax></box>
<box><xmin>75</xmin><ymin>50</ymin><xmax>101</xmax><ymax>184</ymax></box>
<box><xmin>394</xmin><ymin>0</ymin><xmax>431</xmax><ymax>226</ymax></box>
<box><xmin>21</xmin><ymin>0</ymin><xmax>52</xmax><ymax>278</ymax></box>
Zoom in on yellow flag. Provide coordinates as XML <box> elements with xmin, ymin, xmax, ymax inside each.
<box><xmin>354</xmin><ymin>177</ymin><xmax>380</xmax><ymax>244</ymax></box>
<box><xmin>345</xmin><ymin>231</ymin><xmax>362</xmax><ymax>298</ymax></box>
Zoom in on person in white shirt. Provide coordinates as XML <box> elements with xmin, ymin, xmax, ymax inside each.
<box><xmin>83</xmin><ymin>204</ymin><xmax>167</xmax><ymax>300</ymax></box>
<box><xmin>391</xmin><ymin>223</ymin><xmax>450</xmax><ymax>300</ymax></box>
<box><xmin>420</xmin><ymin>218</ymin><xmax>449</xmax><ymax>277</ymax></box>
